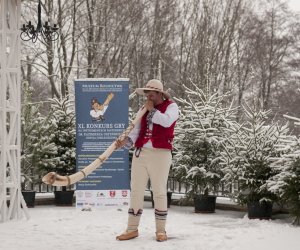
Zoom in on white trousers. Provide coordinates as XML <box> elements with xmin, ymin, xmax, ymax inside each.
<box><xmin>126</xmin><ymin>147</ymin><xmax>172</xmax><ymax>233</ymax></box>
<box><xmin>130</xmin><ymin>147</ymin><xmax>172</xmax><ymax>212</ymax></box>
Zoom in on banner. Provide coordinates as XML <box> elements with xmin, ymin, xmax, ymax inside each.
<box><xmin>74</xmin><ymin>79</ymin><xmax>130</xmax><ymax>209</ymax></box>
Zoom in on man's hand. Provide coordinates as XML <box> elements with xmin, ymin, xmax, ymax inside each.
<box><xmin>115</xmin><ymin>138</ymin><xmax>127</xmax><ymax>149</ymax></box>
<box><xmin>145</xmin><ymin>100</ymin><xmax>154</xmax><ymax>111</ymax></box>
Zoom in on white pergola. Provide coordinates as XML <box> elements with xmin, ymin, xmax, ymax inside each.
<box><xmin>0</xmin><ymin>0</ymin><xmax>29</xmax><ymax>222</ymax></box>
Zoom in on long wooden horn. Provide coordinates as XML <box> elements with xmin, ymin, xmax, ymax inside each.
<box><xmin>42</xmin><ymin>107</ymin><xmax>147</xmax><ymax>186</ymax></box>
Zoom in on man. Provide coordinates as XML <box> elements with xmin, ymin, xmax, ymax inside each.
<box><xmin>90</xmin><ymin>93</ymin><xmax>114</xmax><ymax>121</ymax></box>
<box><xmin>115</xmin><ymin>79</ymin><xmax>179</xmax><ymax>242</ymax></box>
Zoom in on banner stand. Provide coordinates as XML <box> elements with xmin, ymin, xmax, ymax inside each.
<box><xmin>74</xmin><ymin>78</ymin><xmax>130</xmax><ymax>209</ymax></box>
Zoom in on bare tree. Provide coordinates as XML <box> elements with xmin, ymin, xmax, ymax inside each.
<box><xmin>19</xmin><ymin>0</ymin><xmax>300</xmax><ymax>120</ymax></box>
<box><xmin>253</xmin><ymin>1</ymin><xmax>291</xmax><ymax>110</ymax></box>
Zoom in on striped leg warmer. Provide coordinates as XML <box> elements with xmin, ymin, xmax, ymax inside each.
<box><xmin>126</xmin><ymin>208</ymin><xmax>143</xmax><ymax>232</ymax></box>
<box><xmin>155</xmin><ymin>209</ymin><xmax>168</xmax><ymax>233</ymax></box>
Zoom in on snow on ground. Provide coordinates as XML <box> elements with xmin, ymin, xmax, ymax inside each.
<box><xmin>0</xmin><ymin>201</ymin><xmax>299</xmax><ymax>250</ymax></box>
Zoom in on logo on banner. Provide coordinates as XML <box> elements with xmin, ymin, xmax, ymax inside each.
<box><xmin>85</xmin><ymin>191</ymin><xmax>93</xmax><ymax>198</ymax></box>
<box><xmin>90</xmin><ymin>93</ymin><xmax>114</xmax><ymax>122</ymax></box>
<box><xmin>97</xmin><ymin>192</ymin><xmax>105</xmax><ymax>197</ymax></box>
<box><xmin>122</xmin><ymin>190</ymin><xmax>128</xmax><ymax>197</ymax></box>
<box><xmin>109</xmin><ymin>190</ymin><xmax>116</xmax><ymax>197</ymax></box>
<box><xmin>76</xmin><ymin>191</ymin><xmax>84</xmax><ymax>198</ymax></box>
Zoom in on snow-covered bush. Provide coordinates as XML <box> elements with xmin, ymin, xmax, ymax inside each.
<box><xmin>268</xmin><ymin>115</ymin><xmax>300</xmax><ymax>225</ymax></box>
<box><xmin>21</xmin><ymin>82</ymin><xmax>59</xmax><ymax>190</ymax></box>
<box><xmin>220</xmin><ymin>106</ymin><xmax>289</xmax><ymax>205</ymax></box>
<box><xmin>173</xmin><ymin>83</ymin><xmax>237</xmax><ymax>197</ymax></box>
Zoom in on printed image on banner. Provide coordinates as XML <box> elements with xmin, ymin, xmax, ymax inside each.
<box><xmin>74</xmin><ymin>79</ymin><xmax>130</xmax><ymax>208</ymax></box>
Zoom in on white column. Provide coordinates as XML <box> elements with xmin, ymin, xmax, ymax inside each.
<box><xmin>0</xmin><ymin>0</ymin><xmax>29</xmax><ymax>222</ymax></box>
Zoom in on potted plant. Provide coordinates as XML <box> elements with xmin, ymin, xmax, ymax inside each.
<box><xmin>221</xmin><ymin>107</ymin><xmax>288</xmax><ymax>219</ymax></box>
<box><xmin>173</xmin><ymin>134</ymin><xmax>219</xmax><ymax>212</ymax></box>
<box><xmin>21</xmin><ymin>82</ymin><xmax>58</xmax><ymax>207</ymax></box>
<box><xmin>268</xmin><ymin>115</ymin><xmax>300</xmax><ymax>225</ymax></box>
<box><xmin>173</xmin><ymin>84</ymin><xmax>236</xmax><ymax>213</ymax></box>
<box><xmin>47</xmin><ymin>96</ymin><xmax>76</xmax><ymax>206</ymax></box>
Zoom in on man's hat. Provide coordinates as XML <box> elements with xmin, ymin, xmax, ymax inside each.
<box><xmin>135</xmin><ymin>79</ymin><xmax>170</xmax><ymax>99</ymax></box>
<box><xmin>91</xmin><ymin>97</ymin><xmax>99</xmax><ymax>105</ymax></box>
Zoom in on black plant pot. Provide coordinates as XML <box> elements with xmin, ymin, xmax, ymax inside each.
<box><xmin>22</xmin><ymin>190</ymin><xmax>36</xmax><ymax>208</ymax></box>
<box><xmin>194</xmin><ymin>194</ymin><xmax>217</xmax><ymax>213</ymax></box>
<box><xmin>54</xmin><ymin>190</ymin><xmax>75</xmax><ymax>206</ymax></box>
<box><xmin>247</xmin><ymin>201</ymin><xmax>273</xmax><ymax>220</ymax></box>
<box><xmin>150</xmin><ymin>191</ymin><xmax>173</xmax><ymax>208</ymax></box>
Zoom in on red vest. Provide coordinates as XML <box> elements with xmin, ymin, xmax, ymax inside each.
<box><xmin>135</xmin><ymin>100</ymin><xmax>176</xmax><ymax>150</ymax></box>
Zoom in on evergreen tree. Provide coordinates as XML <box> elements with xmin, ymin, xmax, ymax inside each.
<box><xmin>220</xmin><ymin>105</ymin><xmax>289</xmax><ymax>204</ymax></box>
<box><xmin>268</xmin><ymin>115</ymin><xmax>300</xmax><ymax>225</ymax></box>
<box><xmin>21</xmin><ymin>82</ymin><xmax>58</xmax><ymax>190</ymax></box>
<box><xmin>173</xmin><ymin>83</ymin><xmax>237</xmax><ymax>197</ymax></box>
<box><xmin>47</xmin><ymin>96</ymin><xmax>76</xmax><ymax>190</ymax></box>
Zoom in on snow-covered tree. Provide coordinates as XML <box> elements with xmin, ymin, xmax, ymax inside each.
<box><xmin>173</xmin><ymin>83</ymin><xmax>237</xmax><ymax>197</ymax></box>
<box><xmin>220</xmin><ymin>106</ymin><xmax>289</xmax><ymax>205</ymax></box>
<box><xmin>268</xmin><ymin>115</ymin><xmax>300</xmax><ymax>225</ymax></box>
<box><xmin>21</xmin><ymin>82</ymin><xmax>58</xmax><ymax>190</ymax></box>
<box><xmin>46</xmin><ymin>96</ymin><xmax>76</xmax><ymax>190</ymax></box>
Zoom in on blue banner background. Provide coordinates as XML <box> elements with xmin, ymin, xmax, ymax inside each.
<box><xmin>74</xmin><ymin>79</ymin><xmax>129</xmax><ymax>191</ymax></box>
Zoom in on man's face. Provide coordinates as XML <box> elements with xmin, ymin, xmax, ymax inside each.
<box><xmin>93</xmin><ymin>102</ymin><xmax>103</xmax><ymax>110</ymax></box>
<box><xmin>144</xmin><ymin>90</ymin><xmax>163</xmax><ymax>105</ymax></box>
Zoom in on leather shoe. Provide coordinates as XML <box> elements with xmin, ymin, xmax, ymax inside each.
<box><xmin>116</xmin><ymin>230</ymin><xmax>138</xmax><ymax>241</ymax></box>
<box><xmin>156</xmin><ymin>232</ymin><xmax>167</xmax><ymax>242</ymax></box>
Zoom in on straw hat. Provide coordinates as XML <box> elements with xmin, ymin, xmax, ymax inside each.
<box><xmin>135</xmin><ymin>79</ymin><xmax>170</xmax><ymax>99</ymax></box>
